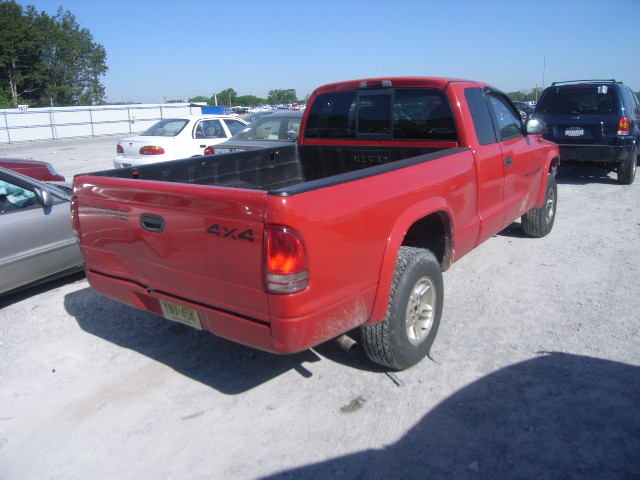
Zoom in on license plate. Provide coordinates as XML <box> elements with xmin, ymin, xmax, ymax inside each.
<box><xmin>565</xmin><ymin>127</ymin><xmax>584</xmax><ymax>137</ymax></box>
<box><xmin>160</xmin><ymin>300</ymin><xmax>202</xmax><ymax>329</ymax></box>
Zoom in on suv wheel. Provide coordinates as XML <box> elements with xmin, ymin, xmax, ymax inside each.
<box><xmin>618</xmin><ymin>145</ymin><xmax>637</xmax><ymax>185</ymax></box>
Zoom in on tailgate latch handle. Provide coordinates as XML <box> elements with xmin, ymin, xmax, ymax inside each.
<box><xmin>141</xmin><ymin>214</ymin><xmax>165</xmax><ymax>233</ymax></box>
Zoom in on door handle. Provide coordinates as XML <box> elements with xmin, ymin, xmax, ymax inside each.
<box><xmin>505</xmin><ymin>156</ymin><xmax>513</xmax><ymax>168</ymax></box>
<box><xmin>141</xmin><ymin>214</ymin><xmax>165</xmax><ymax>233</ymax></box>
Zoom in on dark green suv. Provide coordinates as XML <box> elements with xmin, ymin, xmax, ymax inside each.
<box><xmin>533</xmin><ymin>80</ymin><xmax>639</xmax><ymax>184</ymax></box>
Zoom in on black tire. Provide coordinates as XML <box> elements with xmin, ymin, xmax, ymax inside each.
<box><xmin>361</xmin><ymin>247</ymin><xmax>443</xmax><ymax>370</ymax></box>
<box><xmin>522</xmin><ymin>174</ymin><xmax>557</xmax><ymax>238</ymax></box>
<box><xmin>617</xmin><ymin>145</ymin><xmax>637</xmax><ymax>185</ymax></box>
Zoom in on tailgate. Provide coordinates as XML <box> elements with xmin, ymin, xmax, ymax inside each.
<box><xmin>73</xmin><ymin>175</ymin><xmax>270</xmax><ymax>321</ymax></box>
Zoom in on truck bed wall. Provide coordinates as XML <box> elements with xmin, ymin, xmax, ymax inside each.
<box><xmin>85</xmin><ymin>145</ymin><xmax>453</xmax><ymax>195</ymax></box>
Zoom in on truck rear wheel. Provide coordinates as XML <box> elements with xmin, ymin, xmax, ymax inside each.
<box><xmin>522</xmin><ymin>174</ymin><xmax>557</xmax><ymax>237</ymax></box>
<box><xmin>361</xmin><ymin>247</ymin><xmax>443</xmax><ymax>370</ymax></box>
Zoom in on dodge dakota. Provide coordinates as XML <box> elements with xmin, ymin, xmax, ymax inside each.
<box><xmin>73</xmin><ymin>77</ymin><xmax>560</xmax><ymax>370</ymax></box>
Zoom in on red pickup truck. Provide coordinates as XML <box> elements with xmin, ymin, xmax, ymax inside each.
<box><xmin>72</xmin><ymin>78</ymin><xmax>560</xmax><ymax>370</ymax></box>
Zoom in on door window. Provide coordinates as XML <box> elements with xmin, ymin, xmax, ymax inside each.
<box><xmin>0</xmin><ymin>179</ymin><xmax>37</xmax><ymax>213</ymax></box>
<box><xmin>488</xmin><ymin>95</ymin><xmax>523</xmax><ymax>141</ymax></box>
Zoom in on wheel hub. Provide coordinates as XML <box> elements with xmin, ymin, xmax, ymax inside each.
<box><xmin>406</xmin><ymin>276</ymin><xmax>436</xmax><ymax>346</ymax></box>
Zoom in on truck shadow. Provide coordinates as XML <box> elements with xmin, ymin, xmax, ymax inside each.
<box><xmin>261</xmin><ymin>352</ymin><xmax>640</xmax><ymax>479</ymax></box>
<box><xmin>64</xmin><ymin>287</ymin><xmax>327</xmax><ymax>394</ymax></box>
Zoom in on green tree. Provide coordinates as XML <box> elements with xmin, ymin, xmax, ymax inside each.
<box><xmin>234</xmin><ymin>94</ymin><xmax>265</xmax><ymax>106</ymax></box>
<box><xmin>188</xmin><ymin>95</ymin><xmax>209</xmax><ymax>104</ymax></box>
<box><xmin>267</xmin><ymin>88</ymin><xmax>297</xmax><ymax>105</ymax></box>
<box><xmin>0</xmin><ymin>1</ymin><xmax>42</xmax><ymax>107</ymax></box>
<box><xmin>0</xmin><ymin>1</ymin><xmax>107</xmax><ymax>107</ymax></box>
<box><xmin>213</xmin><ymin>88</ymin><xmax>237</xmax><ymax>107</ymax></box>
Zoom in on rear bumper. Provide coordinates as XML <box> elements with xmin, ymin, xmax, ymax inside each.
<box><xmin>86</xmin><ymin>269</ymin><xmax>376</xmax><ymax>354</ymax></box>
<box><xmin>553</xmin><ymin>139</ymin><xmax>635</xmax><ymax>165</ymax></box>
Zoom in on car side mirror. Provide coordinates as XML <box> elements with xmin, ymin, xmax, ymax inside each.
<box><xmin>34</xmin><ymin>187</ymin><xmax>53</xmax><ymax>206</ymax></box>
<box><xmin>526</xmin><ymin>119</ymin><xmax>546</xmax><ymax>135</ymax></box>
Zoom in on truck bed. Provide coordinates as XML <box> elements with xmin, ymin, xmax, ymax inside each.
<box><xmin>85</xmin><ymin>144</ymin><xmax>463</xmax><ymax>196</ymax></box>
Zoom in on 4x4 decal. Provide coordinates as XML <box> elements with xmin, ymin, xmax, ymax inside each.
<box><xmin>206</xmin><ymin>224</ymin><xmax>254</xmax><ymax>242</ymax></box>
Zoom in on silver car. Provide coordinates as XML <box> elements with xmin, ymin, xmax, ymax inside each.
<box><xmin>0</xmin><ymin>166</ymin><xmax>83</xmax><ymax>295</ymax></box>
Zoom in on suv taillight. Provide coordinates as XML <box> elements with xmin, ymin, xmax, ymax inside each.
<box><xmin>117</xmin><ymin>144</ymin><xmax>124</xmax><ymax>154</ymax></box>
<box><xmin>265</xmin><ymin>226</ymin><xmax>308</xmax><ymax>294</ymax></box>
<box><xmin>618</xmin><ymin>116</ymin><xmax>630</xmax><ymax>136</ymax></box>
<box><xmin>204</xmin><ymin>146</ymin><xmax>215</xmax><ymax>155</ymax></box>
<box><xmin>139</xmin><ymin>146</ymin><xmax>165</xmax><ymax>155</ymax></box>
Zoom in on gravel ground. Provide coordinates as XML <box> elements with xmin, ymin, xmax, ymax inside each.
<box><xmin>1</xmin><ymin>136</ymin><xmax>639</xmax><ymax>480</ymax></box>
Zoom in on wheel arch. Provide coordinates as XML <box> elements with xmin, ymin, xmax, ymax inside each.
<box><xmin>365</xmin><ymin>201</ymin><xmax>453</xmax><ymax>326</ymax></box>
<box><xmin>534</xmin><ymin>152</ymin><xmax>560</xmax><ymax>206</ymax></box>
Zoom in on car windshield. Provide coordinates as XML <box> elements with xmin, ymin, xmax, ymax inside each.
<box><xmin>537</xmin><ymin>86</ymin><xmax>620</xmax><ymax>115</ymax></box>
<box><xmin>232</xmin><ymin>116</ymin><xmax>301</xmax><ymax>141</ymax></box>
<box><xmin>141</xmin><ymin>119</ymin><xmax>189</xmax><ymax>137</ymax></box>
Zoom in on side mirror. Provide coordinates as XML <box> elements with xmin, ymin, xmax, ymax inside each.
<box><xmin>34</xmin><ymin>187</ymin><xmax>53</xmax><ymax>206</ymax></box>
<box><xmin>526</xmin><ymin>119</ymin><xmax>546</xmax><ymax>135</ymax></box>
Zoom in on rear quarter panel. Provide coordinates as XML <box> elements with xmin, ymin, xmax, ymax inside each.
<box><xmin>264</xmin><ymin>149</ymin><xmax>478</xmax><ymax>350</ymax></box>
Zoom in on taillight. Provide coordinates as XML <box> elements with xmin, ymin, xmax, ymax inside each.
<box><xmin>139</xmin><ymin>146</ymin><xmax>165</xmax><ymax>155</ymax></box>
<box><xmin>265</xmin><ymin>226</ymin><xmax>308</xmax><ymax>294</ymax></box>
<box><xmin>204</xmin><ymin>146</ymin><xmax>215</xmax><ymax>155</ymax></box>
<box><xmin>117</xmin><ymin>144</ymin><xmax>124</xmax><ymax>154</ymax></box>
<box><xmin>618</xmin><ymin>116</ymin><xmax>630</xmax><ymax>136</ymax></box>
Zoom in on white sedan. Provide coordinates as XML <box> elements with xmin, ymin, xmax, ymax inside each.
<box><xmin>113</xmin><ymin>115</ymin><xmax>248</xmax><ymax>168</ymax></box>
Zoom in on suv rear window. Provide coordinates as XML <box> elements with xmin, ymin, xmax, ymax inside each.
<box><xmin>304</xmin><ymin>88</ymin><xmax>458</xmax><ymax>141</ymax></box>
<box><xmin>536</xmin><ymin>85</ymin><xmax>620</xmax><ymax>115</ymax></box>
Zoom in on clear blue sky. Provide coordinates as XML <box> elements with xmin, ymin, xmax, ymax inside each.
<box><xmin>17</xmin><ymin>0</ymin><xmax>640</xmax><ymax>103</ymax></box>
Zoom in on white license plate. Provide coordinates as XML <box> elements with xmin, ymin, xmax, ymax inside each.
<box><xmin>565</xmin><ymin>127</ymin><xmax>584</xmax><ymax>137</ymax></box>
<box><xmin>160</xmin><ymin>300</ymin><xmax>202</xmax><ymax>329</ymax></box>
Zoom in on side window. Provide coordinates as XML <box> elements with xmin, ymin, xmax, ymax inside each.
<box><xmin>197</xmin><ymin>120</ymin><xmax>225</xmax><ymax>139</ymax></box>
<box><xmin>488</xmin><ymin>94</ymin><xmax>523</xmax><ymax>141</ymax></box>
<box><xmin>464</xmin><ymin>88</ymin><xmax>497</xmax><ymax>145</ymax></box>
<box><xmin>225</xmin><ymin>119</ymin><xmax>247</xmax><ymax>136</ymax></box>
<box><xmin>624</xmin><ymin>88</ymin><xmax>640</xmax><ymax>116</ymax></box>
<box><xmin>0</xmin><ymin>179</ymin><xmax>38</xmax><ymax>213</ymax></box>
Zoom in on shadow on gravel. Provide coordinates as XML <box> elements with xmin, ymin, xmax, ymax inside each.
<box><xmin>263</xmin><ymin>352</ymin><xmax>640</xmax><ymax>480</ymax></box>
<box><xmin>64</xmin><ymin>287</ymin><xmax>328</xmax><ymax>394</ymax></box>
<box><xmin>555</xmin><ymin>165</ymin><xmax>618</xmax><ymax>185</ymax></box>
<box><xmin>0</xmin><ymin>271</ymin><xmax>85</xmax><ymax>309</ymax></box>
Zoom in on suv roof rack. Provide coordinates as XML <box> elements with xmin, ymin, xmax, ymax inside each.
<box><xmin>551</xmin><ymin>79</ymin><xmax>621</xmax><ymax>86</ymax></box>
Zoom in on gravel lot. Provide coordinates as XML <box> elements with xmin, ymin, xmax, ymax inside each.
<box><xmin>1</xmin><ymin>136</ymin><xmax>639</xmax><ymax>480</ymax></box>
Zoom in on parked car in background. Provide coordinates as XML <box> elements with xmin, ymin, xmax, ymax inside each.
<box><xmin>513</xmin><ymin>101</ymin><xmax>534</xmax><ymax>121</ymax></box>
<box><xmin>0</xmin><ymin>166</ymin><xmax>83</xmax><ymax>295</ymax></box>
<box><xmin>0</xmin><ymin>159</ymin><xmax>65</xmax><ymax>181</ymax></box>
<box><xmin>113</xmin><ymin>115</ymin><xmax>249</xmax><ymax>168</ymax></box>
<box><xmin>533</xmin><ymin>79</ymin><xmax>639</xmax><ymax>184</ymax></box>
<box><xmin>205</xmin><ymin>110</ymin><xmax>304</xmax><ymax>155</ymax></box>
<box><xmin>242</xmin><ymin>109</ymin><xmax>276</xmax><ymax>125</ymax></box>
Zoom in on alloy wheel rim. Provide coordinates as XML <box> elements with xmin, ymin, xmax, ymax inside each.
<box><xmin>406</xmin><ymin>276</ymin><xmax>436</xmax><ymax>346</ymax></box>
<box><xmin>545</xmin><ymin>188</ymin><xmax>556</xmax><ymax>223</ymax></box>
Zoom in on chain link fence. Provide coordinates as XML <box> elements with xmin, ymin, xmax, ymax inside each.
<box><xmin>0</xmin><ymin>103</ymin><xmax>204</xmax><ymax>144</ymax></box>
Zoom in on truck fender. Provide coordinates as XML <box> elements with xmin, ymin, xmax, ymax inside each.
<box><xmin>534</xmin><ymin>153</ymin><xmax>560</xmax><ymax>206</ymax></box>
<box><xmin>364</xmin><ymin>197</ymin><xmax>454</xmax><ymax>326</ymax></box>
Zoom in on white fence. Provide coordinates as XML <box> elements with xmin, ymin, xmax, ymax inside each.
<box><xmin>0</xmin><ymin>103</ymin><xmax>204</xmax><ymax>144</ymax></box>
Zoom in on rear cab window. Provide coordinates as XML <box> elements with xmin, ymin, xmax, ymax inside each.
<box><xmin>304</xmin><ymin>88</ymin><xmax>458</xmax><ymax>142</ymax></box>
